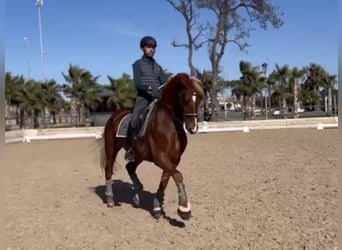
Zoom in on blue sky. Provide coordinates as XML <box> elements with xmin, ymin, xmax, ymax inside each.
<box><xmin>5</xmin><ymin>0</ymin><xmax>338</xmax><ymax>86</ymax></box>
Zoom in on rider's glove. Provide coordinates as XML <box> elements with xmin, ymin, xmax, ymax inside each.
<box><xmin>147</xmin><ymin>86</ymin><xmax>161</xmax><ymax>99</ymax></box>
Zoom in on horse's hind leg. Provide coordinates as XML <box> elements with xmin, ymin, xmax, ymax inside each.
<box><xmin>126</xmin><ymin>160</ymin><xmax>143</xmax><ymax>207</ymax></box>
<box><xmin>104</xmin><ymin>145</ymin><xmax>121</xmax><ymax>207</ymax></box>
<box><xmin>172</xmin><ymin>170</ymin><xmax>191</xmax><ymax>220</ymax></box>
<box><xmin>104</xmin><ymin>154</ymin><xmax>115</xmax><ymax>207</ymax></box>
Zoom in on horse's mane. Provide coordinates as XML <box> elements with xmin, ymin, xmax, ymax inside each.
<box><xmin>160</xmin><ymin>73</ymin><xmax>203</xmax><ymax>122</ymax></box>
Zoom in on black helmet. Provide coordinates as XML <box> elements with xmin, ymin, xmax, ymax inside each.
<box><xmin>140</xmin><ymin>36</ymin><xmax>157</xmax><ymax>48</ymax></box>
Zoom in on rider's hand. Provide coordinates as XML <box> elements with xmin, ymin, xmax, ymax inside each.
<box><xmin>151</xmin><ymin>88</ymin><xmax>161</xmax><ymax>99</ymax></box>
<box><xmin>147</xmin><ymin>86</ymin><xmax>161</xmax><ymax>99</ymax></box>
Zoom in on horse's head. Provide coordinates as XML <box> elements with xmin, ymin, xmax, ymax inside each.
<box><xmin>161</xmin><ymin>73</ymin><xmax>204</xmax><ymax>134</ymax></box>
<box><xmin>179</xmin><ymin>76</ymin><xmax>204</xmax><ymax>134</ymax></box>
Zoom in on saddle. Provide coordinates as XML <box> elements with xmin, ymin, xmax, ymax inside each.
<box><xmin>116</xmin><ymin>100</ymin><xmax>158</xmax><ymax>138</ymax></box>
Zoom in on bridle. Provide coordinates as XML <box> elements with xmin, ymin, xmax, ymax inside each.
<box><xmin>183</xmin><ymin>92</ymin><xmax>198</xmax><ymax>119</ymax></box>
<box><xmin>158</xmin><ymin>81</ymin><xmax>200</xmax><ymax>124</ymax></box>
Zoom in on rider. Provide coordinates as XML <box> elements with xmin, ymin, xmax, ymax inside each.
<box><xmin>125</xmin><ymin>35</ymin><xmax>167</xmax><ymax>162</ymax></box>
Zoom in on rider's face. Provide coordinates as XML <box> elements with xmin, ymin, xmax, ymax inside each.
<box><xmin>142</xmin><ymin>44</ymin><xmax>156</xmax><ymax>58</ymax></box>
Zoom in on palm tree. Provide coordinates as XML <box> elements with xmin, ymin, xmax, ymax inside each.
<box><xmin>266</xmin><ymin>71</ymin><xmax>277</xmax><ymax>110</ymax></box>
<box><xmin>232</xmin><ymin>77</ymin><xmax>249</xmax><ymax>120</ymax></box>
<box><xmin>62</xmin><ymin>64</ymin><xmax>103</xmax><ymax>124</ymax></box>
<box><xmin>231</xmin><ymin>61</ymin><xmax>265</xmax><ymax>120</ymax></box>
<box><xmin>5</xmin><ymin>73</ymin><xmax>27</xmax><ymax>128</ymax></box>
<box><xmin>106</xmin><ymin>73</ymin><xmax>136</xmax><ymax>110</ymax></box>
<box><xmin>14</xmin><ymin>80</ymin><xmax>47</xmax><ymax>128</ymax></box>
<box><xmin>289</xmin><ymin>67</ymin><xmax>305</xmax><ymax>118</ymax></box>
<box><xmin>5</xmin><ymin>72</ymin><xmax>18</xmax><ymax>124</ymax></box>
<box><xmin>42</xmin><ymin>79</ymin><xmax>65</xmax><ymax>124</ymax></box>
<box><xmin>301</xmin><ymin>63</ymin><xmax>325</xmax><ymax>111</ymax></box>
<box><xmin>248</xmin><ymin>66</ymin><xmax>266</xmax><ymax>119</ymax></box>
<box><xmin>272</xmin><ymin>64</ymin><xmax>291</xmax><ymax>118</ymax></box>
<box><xmin>321</xmin><ymin>73</ymin><xmax>337</xmax><ymax>116</ymax></box>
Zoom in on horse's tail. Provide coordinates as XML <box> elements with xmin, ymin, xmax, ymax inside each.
<box><xmin>98</xmin><ymin>134</ymin><xmax>107</xmax><ymax>171</ymax></box>
<box><xmin>98</xmin><ymin>132</ymin><xmax>120</xmax><ymax>173</ymax></box>
<box><xmin>97</xmin><ymin>111</ymin><xmax>125</xmax><ymax>173</ymax></box>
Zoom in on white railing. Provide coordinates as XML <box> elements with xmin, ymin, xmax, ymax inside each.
<box><xmin>5</xmin><ymin>117</ymin><xmax>338</xmax><ymax>144</ymax></box>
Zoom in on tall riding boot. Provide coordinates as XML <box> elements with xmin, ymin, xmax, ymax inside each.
<box><xmin>125</xmin><ymin>124</ymin><xmax>136</xmax><ymax>162</ymax></box>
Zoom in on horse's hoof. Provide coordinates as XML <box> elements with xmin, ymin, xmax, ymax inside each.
<box><xmin>152</xmin><ymin>208</ymin><xmax>164</xmax><ymax>220</ymax></box>
<box><xmin>107</xmin><ymin>201</ymin><xmax>114</xmax><ymax>207</ymax></box>
<box><xmin>177</xmin><ymin>209</ymin><xmax>191</xmax><ymax>220</ymax></box>
<box><xmin>106</xmin><ymin>195</ymin><xmax>114</xmax><ymax>207</ymax></box>
<box><xmin>132</xmin><ymin>193</ymin><xmax>141</xmax><ymax>208</ymax></box>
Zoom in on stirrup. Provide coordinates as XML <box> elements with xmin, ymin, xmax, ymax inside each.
<box><xmin>125</xmin><ymin>148</ymin><xmax>135</xmax><ymax>162</ymax></box>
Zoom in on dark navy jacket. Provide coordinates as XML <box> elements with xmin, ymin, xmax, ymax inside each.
<box><xmin>132</xmin><ymin>55</ymin><xmax>166</xmax><ymax>97</ymax></box>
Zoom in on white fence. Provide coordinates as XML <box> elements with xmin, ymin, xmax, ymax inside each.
<box><xmin>4</xmin><ymin>117</ymin><xmax>338</xmax><ymax>144</ymax></box>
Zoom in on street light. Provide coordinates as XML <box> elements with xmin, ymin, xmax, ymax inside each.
<box><xmin>23</xmin><ymin>37</ymin><xmax>31</xmax><ymax>79</ymax></box>
<box><xmin>35</xmin><ymin>0</ymin><xmax>47</xmax><ymax>128</ymax></box>
<box><xmin>35</xmin><ymin>0</ymin><xmax>46</xmax><ymax>81</ymax></box>
<box><xmin>261</xmin><ymin>62</ymin><xmax>268</xmax><ymax>119</ymax></box>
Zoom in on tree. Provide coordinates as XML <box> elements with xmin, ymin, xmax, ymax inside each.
<box><xmin>272</xmin><ymin>64</ymin><xmax>291</xmax><ymax>118</ymax></box>
<box><xmin>321</xmin><ymin>72</ymin><xmax>337</xmax><ymax>116</ymax></box>
<box><xmin>106</xmin><ymin>73</ymin><xmax>136</xmax><ymax>110</ymax></box>
<box><xmin>195</xmin><ymin>0</ymin><xmax>283</xmax><ymax>119</ymax></box>
<box><xmin>231</xmin><ymin>61</ymin><xmax>265</xmax><ymax>120</ymax></box>
<box><xmin>195</xmin><ymin>69</ymin><xmax>227</xmax><ymax>120</ymax></box>
<box><xmin>14</xmin><ymin>80</ymin><xmax>47</xmax><ymax>128</ymax></box>
<box><xmin>265</xmin><ymin>71</ymin><xmax>278</xmax><ymax>109</ymax></box>
<box><xmin>41</xmin><ymin>79</ymin><xmax>65</xmax><ymax>124</ymax></box>
<box><xmin>195</xmin><ymin>69</ymin><xmax>213</xmax><ymax>120</ymax></box>
<box><xmin>166</xmin><ymin>0</ymin><xmax>207</xmax><ymax>76</ymax></box>
<box><xmin>301</xmin><ymin>63</ymin><xmax>325</xmax><ymax>111</ymax></box>
<box><xmin>289</xmin><ymin>67</ymin><xmax>305</xmax><ymax>118</ymax></box>
<box><xmin>62</xmin><ymin>64</ymin><xmax>103</xmax><ymax>123</ymax></box>
<box><xmin>5</xmin><ymin>72</ymin><xmax>26</xmax><ymax>127</ymax></box>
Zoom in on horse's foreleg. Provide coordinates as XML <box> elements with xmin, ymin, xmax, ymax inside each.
<box><xmin>172</xmin><ymin>170</ymin><xmax>191</xmax><ymax>220</ymax></box>
<box><xmin>126</xmin><ymin>161</ymin><xmax>143</xmax><ymax>207</ymax></box>
<box><xmin>152</xmin><ymin>170</ymin><xmax>170</xmax><ymax>219</ymax></box>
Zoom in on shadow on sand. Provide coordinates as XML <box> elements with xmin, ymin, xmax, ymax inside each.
<box><xmin>89</xmin><ymin>179</ymin><xmax>185</xmax><ymax>228</ymax></box>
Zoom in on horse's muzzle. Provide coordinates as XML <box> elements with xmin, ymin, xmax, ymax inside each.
<box><xmin>184</xmin><ymin>117</ymin><xmax>198</xmax><ymax>134</ymax></box>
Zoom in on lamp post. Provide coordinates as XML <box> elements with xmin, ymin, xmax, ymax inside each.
<box><xmin>23</xmin><ymin>37</ymin><xmax>31</xmax><ymax>79</ymax></box>
<box><xmin>35</xmin><ymin>0</ymin><xmax>46</xmax><ymax>81</ymax></box>
<box><xmin>261</xmin><ymin>62</ymin><xmax>268</xmax><ymax>119</ymax></box>
<box><xmin>35</xmin><ymin>0</ymin><xmax>47</xmax><ymax>128</ymax></box>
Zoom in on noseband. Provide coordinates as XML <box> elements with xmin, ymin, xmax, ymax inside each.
<box><xmin>184</xmin><ymin>112</ymin><xmax>198</xmax><ymax>117</ymax></box>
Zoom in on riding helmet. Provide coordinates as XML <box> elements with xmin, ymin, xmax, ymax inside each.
<box><xmin>140</xmin><ymin>36</ymin><xmax>157</xmax><ymax>48</ymax></box>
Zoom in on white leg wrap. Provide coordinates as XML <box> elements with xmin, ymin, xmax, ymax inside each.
<box><xmin>178</xmin><ymin>202</ymin><xmax>191</xmax><ymax>213</ymax></box>
<box><xmin>153</xmin><ymin>207</ymin><xmax>162</xmax><ymax>212</ymax></box>
<box><xmin>105</xmin><ymin>180</ymin><xmax>113</xmax><ymax>197</ymax></box>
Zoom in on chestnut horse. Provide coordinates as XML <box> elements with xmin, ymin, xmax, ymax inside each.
<box><xmin>99</xmin><ymin>73</ymin><xmax>203</xmax><ymax>220</ymax></box>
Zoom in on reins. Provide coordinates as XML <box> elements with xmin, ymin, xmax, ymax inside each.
<box><xmin>157</xmin><ymin>100</ymin><xmax>185</xmax><ymax>124</ymax></box>
<box><xmin>157</xmin><ymin>93</ymin><xmax>198</xmax><ymax>124</ymax></box>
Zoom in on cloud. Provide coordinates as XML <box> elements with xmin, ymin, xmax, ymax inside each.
<box><xmin>92</xmin><ymin>20</ymin><xmax>145</xmax><ymax>38</ymax></box>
